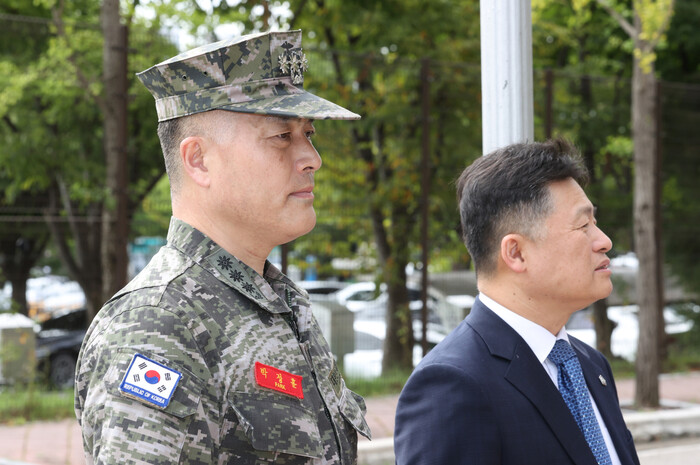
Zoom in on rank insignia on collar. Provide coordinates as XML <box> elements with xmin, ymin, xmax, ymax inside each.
<box><xmin>599</xmin><ymin>374</ymin><xmax>607</xmax><ymax>386</ymax></box>
<box><xmin>255</xmin><ymin>361</ymin><xmax>304</xmax><ymax>399</ymax></box>
<box><xmin>119</xmin><ymin>353</ymin><xmax>182</xmax><ymax>409</ymax></box>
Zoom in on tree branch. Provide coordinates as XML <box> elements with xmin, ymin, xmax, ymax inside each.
<box><xmin>44</xmin><ymin>187</ymin><xmax>81</xmax><ymax>281</ymax></box>
<box><xmin>2</xmin><ymin>115</ymin><xmax>19</xmax><ymax>133</ymax></box>
<box><xmin>128</xmin><ymin>169</ymin><xmax>166</xmax><ymax>214</ymax></box>
<box><xmin>56</xmin><ymin>176</ymin><xmax>84</xmax><ymax>267</ymax></box>
<box><xmin>647</xmin><ymin>0</ymin><xmax>676</xmax><ymax>51</ymax></box>
<box><xmin>289</xmin><ymin>0</ymin><xmax>309</xmax><ymax>29</ymax></box>
<box><xmin>595</xmin><ymin>0</ymin><xmax>637</xmax><ymax>39</ymax></box>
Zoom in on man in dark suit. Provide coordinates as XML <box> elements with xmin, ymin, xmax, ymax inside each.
<box><xmin>394</xmin><ymin>139</ymin><xmax>640</xmax><ymax>465</ymax></box>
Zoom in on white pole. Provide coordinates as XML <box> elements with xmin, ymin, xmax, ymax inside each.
<box><xmin>480</xmin><ymin>0</ymin><xmax>535</xmax><ymax>155</ymax></box>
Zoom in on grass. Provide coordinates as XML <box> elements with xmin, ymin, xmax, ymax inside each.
<box><xmin>0</xmin><ymin>386</ymin><xmax>75</xmax><ymax>425</ymax></box>
<box><xmin>663</xmin><ymin>331</ymin><xmax>700</xmax><ymax>373</ymax></box>
<box><xmin>344</xmin><ymin>368</ymin><xmax>413</xmax><ymax>398</ymax></box>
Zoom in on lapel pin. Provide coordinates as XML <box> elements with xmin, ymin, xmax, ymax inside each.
<box><xmin>599</xmin><ymin>374</ymin><xmax>607</xmax><ymax>386</ymax></box>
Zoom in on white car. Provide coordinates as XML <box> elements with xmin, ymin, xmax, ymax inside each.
<box><xmin>343</xmin><ymin>319</ymin><xmax>448</xmax><ymax>379</ymax></box>
<box><xmin>334</xmin><ymin>281</ymin><xmax>462</xmax><ymax>328</ymax></box>
<box><xmin>297</xmin><ymin>280</ymin><xmax>350</xmax><ymax>298</ymax></box>
<box><xmin>567</xmin><ymin>304</ymin><xmax>695</xmax><ymax>362</ymax></box>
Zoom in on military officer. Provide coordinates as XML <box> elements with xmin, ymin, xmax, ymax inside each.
<box><xmin>75</xmin><ymin>30</ymin><xmax>371</xmax><ymax>464</ymax></box>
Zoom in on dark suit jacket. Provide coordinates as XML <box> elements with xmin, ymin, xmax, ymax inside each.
<box><xmin>394</xmin><ymin>298</ymin><xmax>640</xmax><ymax>465</ymax></box>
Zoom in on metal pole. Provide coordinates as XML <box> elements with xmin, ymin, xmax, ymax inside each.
<box><xmin>480</xmin><ymin>0</ymin><xmax>534</xmax><ymax>154</ymax></box>
<box><xmin>420</xmin><ymin>58</ymin><xmax>431</xmax><ymax>357</ymax></box>
<box><xmin>545</xmin><ymin>69</ymin><xmax>554</xmax><ymax>139</ymax></box>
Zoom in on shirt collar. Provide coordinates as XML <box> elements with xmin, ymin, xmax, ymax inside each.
<box><xmin>478</xmin><ymin>293</ymin><xmax>569</xmax><ymax>364</ymax></box>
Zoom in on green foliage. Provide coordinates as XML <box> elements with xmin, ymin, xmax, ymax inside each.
<box><xmin>0</xmin><ymin>1</ymin><xmax>176</xmax><ymax>310</ymax></box>
<box><xmin>533</xmin><ymin>0</ymin><xmax>633</xmax><ymax>76</ymax></box>
<box><xmin>608</xmin><ymin>356</ymin><xmax>636</xmax><ymax>379</ymax></box>
<box><xmin>660</xmin><ymin>83</ymin><xmax>700</xmax><ymax>296</ymax></box>
<box><xmin>658</xmin><ymin>0</ymin><xmax>700</xmax><ymax>82</ymax></box>
<box><xmin>131</xmin><ymin>175</ymin><xmax>172</xmax><ymax>239</ymax></box>
<box><xmin>664</xmin><ymin>303</ymin><xmax>700</xmax><ymax>372</ymax></box>
<box><xmin>285</xmin><ymin>0</ymin><xmax>483</xmax><ymax>280</ymax></box>
<box><xmin>342</xmin><ymin>368</ymin><xmax>412</xmax><ymax>398</ymax></box>
<box><xmin>0</xmin><ymin>387</ymin><xmax>75</xmax><ymax>425</ymax></box>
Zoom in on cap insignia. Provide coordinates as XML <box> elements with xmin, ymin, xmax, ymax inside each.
<box><xmin>279</xmin><ymin>49</ymin><xmax>308</xmax><ymax>85</ymax></box>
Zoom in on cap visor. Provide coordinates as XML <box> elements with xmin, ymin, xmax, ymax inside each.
<box><xmin>218</xmin><ymin>91</ymin><xmax>360</xmax><ymax>120</ymax></box>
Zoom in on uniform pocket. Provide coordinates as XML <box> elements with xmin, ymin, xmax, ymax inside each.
<box><xmin>338</xmin><ymin>388</ymin><xmax>372</xmax><ymax>440</ymax></box>
<box><xmin>224</xmin><ymin>390</ymin><xmax>324</xmax><ymax>459</ymax></box>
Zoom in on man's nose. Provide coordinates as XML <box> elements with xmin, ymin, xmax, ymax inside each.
<box><xmin>595</xmin><ymin>225</ymin><xmax>613</xmax><ymax>253</ymax></box>
<box><xmin>297</xmin><ymin>140</ymin><xmax>322</xmax><ymax>173</ymax></box>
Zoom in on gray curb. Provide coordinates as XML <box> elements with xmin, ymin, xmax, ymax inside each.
<box><xmin>625</xmin><ymin>403</ymin><xmax>700</xmax><ymax>442</ymax></box>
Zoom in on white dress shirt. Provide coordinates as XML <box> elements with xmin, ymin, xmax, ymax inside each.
<box><xmin>479</xmin><ymin>293</ymin><xmax>622</xmax><ymax>465</ymax></box>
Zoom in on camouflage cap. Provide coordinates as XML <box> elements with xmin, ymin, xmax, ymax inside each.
<box><xmin>137</xmin><ymin>30</ymin><xmax>360</xmax><ymax>122</ymax></box>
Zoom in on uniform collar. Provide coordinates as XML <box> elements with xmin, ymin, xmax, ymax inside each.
<box><xmin>167</xmin><ymin>217</ymin><xmax>307</xmax><ymax>314</ymax></box>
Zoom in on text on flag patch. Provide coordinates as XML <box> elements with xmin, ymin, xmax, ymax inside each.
<box><xmin>119</xmin><ymin>353</ymin><xmax>182</xmax><ymax>409</ymax></box>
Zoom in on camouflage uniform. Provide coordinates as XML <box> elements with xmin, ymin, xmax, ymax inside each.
<box><xmin>75</xmin><ymin>218</ymin><xmax>371</xmax><ymax>464</ymax></box>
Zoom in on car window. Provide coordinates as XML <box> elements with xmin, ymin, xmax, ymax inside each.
<box><xmin>349</xmin><ymin>290</ymin><xmax>377</xmax><ymax>302</ymax></box>
<box><xmin>40</xmin><ymin>309</ymin><xmax>87</xmax><ymax>331</ymax></box>
<box><xmin>306</xmin><ymin>287</ymin><xmax>342</xmax><ymax>295</ymax></box>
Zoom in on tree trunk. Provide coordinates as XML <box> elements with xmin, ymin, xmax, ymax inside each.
<box><xmin>45</xmin><ymin>182</ymin><xmax>104</xmax><ymax>322</ymax></box>
<box><xmin>100</xmin><ymin>0</ymin><xmax>129</xmax><ymax>306</ymax></box>
<box><xmin>1</xmin><ymin>234</ymin><xmax>48</xmax><ymax>316</ymax></box>
<box><xmin>382</xmin><ymin>256</ymin><xmax>414</xmax><ymax>373</ymax></box>
<box><xmin>593</xmin><ymin>298</ymin><xmax>615</xmax><ymax>358</ymax></box>
<box><xmin>632</xmin><ymin>34</ymin><xmax>662</xmax><ymax>409</ymax></box>
<box><xmin>654</xmin><ymin>81</ymin><xmax>668</xmax><ymax>366</ymax></box>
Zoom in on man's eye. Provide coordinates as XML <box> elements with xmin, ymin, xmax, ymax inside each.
<box><xmin>305</xmin><ymin>130</ymin><xmax>315</xmax><ymax>139</ymax></box>
<box><xmin>277</xmin><ymin>133</ymin><xmax>291</xmax><ymax>141</ymax></box>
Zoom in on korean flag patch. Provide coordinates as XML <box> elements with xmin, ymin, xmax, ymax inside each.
<box><xmin>119</xmin><ymin>353</ymin><xmax>182</xmax><ymax>409</ymax></box>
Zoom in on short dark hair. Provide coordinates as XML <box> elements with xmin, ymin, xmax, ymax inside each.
<box><xmin>157</xmin><ymin>117</ymin><xmax>184</xmax><ymax>195</ymax></box>
<box><xmin>456</xmin><ymin>138</ymin><xmax>589</xmax><ymax>277</ymax></box>
<box><xmin>156</xmin><ymin>111</ymin><xmax>229</xmax><ymax>196</ymax></box>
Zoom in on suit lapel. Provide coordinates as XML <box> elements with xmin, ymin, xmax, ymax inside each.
<box><xmin>467</xmin><ymin>300</ymin><xmax>598</xmax><ymax>465</ymax></box>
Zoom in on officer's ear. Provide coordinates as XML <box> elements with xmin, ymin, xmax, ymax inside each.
<box><xmin>180</xmin><ymin>136</ymin><xmax>210</xmax><ymax>188</ymax></box>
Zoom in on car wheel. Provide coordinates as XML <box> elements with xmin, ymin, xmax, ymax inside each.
<box><xmin>50</xmin><ymin>352</ymin><xmax>77</xmax><ymax>389</ymax></box>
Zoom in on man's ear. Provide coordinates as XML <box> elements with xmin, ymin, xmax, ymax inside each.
<box><xmin>180</xmin><ymin>136</ymin><xmax>210</xmax><ymax>188</ymax></box>
<box><xmin>500</xmin><ymin>234</ymin><xmax>527</xmax><ymax>273</ymax></box>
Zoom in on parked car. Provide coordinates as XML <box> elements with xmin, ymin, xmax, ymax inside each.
<box><xmin>343</xmin><ymin>318</ymin><xmax>448</xmax><ymax>379</ymax></box>
<box><xmin>35</xmin><ymin>307</ymin><xmax>87</xmax><ymax>388</ymax></box>
<box><xmin>566</xmin><ymin>303</ymin><xmax>695</xmax><ymax>362</ymax></box>
<box><xmin>334</xmin><ymin>281</ymin><xmax>461</xmax><ymax>328</ymax></box>
<box><xmin>297</xmin><ymin>280</ymin><xmax>350</xmax><ymax>298</ymax></box>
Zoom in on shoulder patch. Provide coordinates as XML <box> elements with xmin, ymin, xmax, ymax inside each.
<box><xmin>119</xmin><ymin>353</ymin><xmax>182</xmax><ymax>409</ymax></box>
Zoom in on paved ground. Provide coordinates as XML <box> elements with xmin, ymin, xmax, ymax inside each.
<box><xmin>1</xmin><ymin>371</ymin><xmax>699</xmax><ymax>465</ymax></box>
<box><xmin>637</xmin><ymin>437</ymin><xmax>700</xmax><ymax>465</ymax></box>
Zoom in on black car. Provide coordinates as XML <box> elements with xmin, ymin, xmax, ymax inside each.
<box><xmin>35</xmin><ymin>307</ymin><xmax>87</xmax><ymax>388</ymax></box>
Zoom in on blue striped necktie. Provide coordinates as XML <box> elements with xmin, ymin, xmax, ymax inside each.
<box><xmin>548</xmin><ymin>339</ymin><xmax>612</xmax><ymax>465</ymax></box>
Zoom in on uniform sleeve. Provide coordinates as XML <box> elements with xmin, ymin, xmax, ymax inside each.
<box><xmin>394</xmin><ymin>362</ymin><xmax>501</xmax><ymax>465</ymax></box>
<box><xmin>75</xmin><ymin>306</ymin><xmax>214</xmax><ymax>465</ymax></box>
